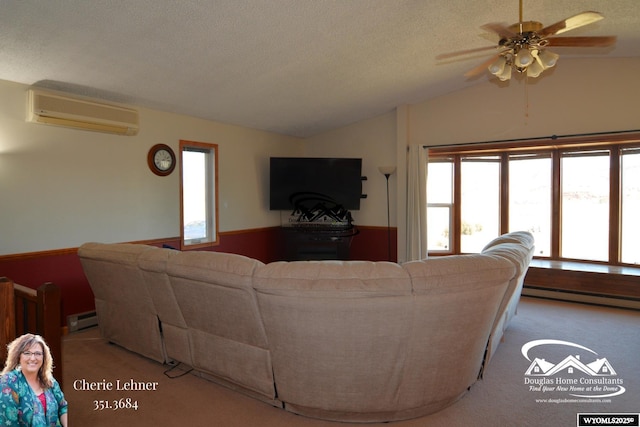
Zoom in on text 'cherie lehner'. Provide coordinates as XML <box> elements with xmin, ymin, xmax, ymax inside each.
<box><xmin>74</xmin><ymin>378</ymin><xmax>159</xmax><ymax>391</ymax></box>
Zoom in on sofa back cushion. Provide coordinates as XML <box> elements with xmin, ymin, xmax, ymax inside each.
<box><xmin>254</xmin><ymin>260</ymin><xmax>411</xmax><ymax>295</ymax></box>
<box><xmin>138</xmin><ymin>247</ymin><xmax>184</xmax><ymax>327</ymax></box>
<box><xmin>481</xmin><ymin>233</ymin><xmax>535</xmax><ymax>322</ymax></box>
<box><xmin>138</xmin><ymin>247</ymin><xmax>190</xmax><ymax>364</ymax></box>
<box><xmin>483</xmin><ymin>241</ymin><xmax>534</xmax><ymax>284</ymax></box>
<box><xmin>78</xmin><ymin>242</ymin><xmax>166</xmax><ymax>363</ymax></box>
<box><xmin>400</xmin><ymin>254</ymin><xmax>516</xmax><ymax>404</ymax></box>
<box><xmin>167</xmin><ymin>251</ymin><xmax>267</xmax><ymax>346</ymax></box>
<box><xmin>165</xmin><ymin>250</ymin><xmax>275</xmax><ymax>398</ymax></box>
<box><xmin>480</xmin><ymin>234</ymin><xmax>535</xmax><ymax>367</ymax></box>
<box><xmin>482</xmin><ymin>230</ymin><xmax>535</xmax><ymax>252</ymax></box>
<box><xmin>253</xmin><ymin>260</ymin><xmax>414</xmax><ymax>415</ymax></box>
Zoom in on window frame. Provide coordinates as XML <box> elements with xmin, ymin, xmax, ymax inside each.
<box><xmin>459</xmin><ymin>154</ymin><xmax>502</xmax><ymax>253</ymax></box>
<box><xmin>179</xmin><ymin>140</ymin><xmax>219</xmax><ymax>250</ymax></box>
<box><xmin>427</xmin><ymin>133</ymin><xmax>640</xmax><ymax>267</ymax></box>
<box><xmin>559</xmin><ymin>148</ymin><xmax>612</xmax><ymax>262</ymax></box>
<box><xmin>426</xmin><ymin>158</ymin><xmax>454</xmax><ymax>253</ymax></box>
<box><xmin>507</xmin><ymin>151</ymin><xmax>553</xmax><ymax>258</ymax></box>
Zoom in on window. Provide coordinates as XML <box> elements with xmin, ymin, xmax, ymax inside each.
<box><xmin>460</xmin><ymin>155</ymin><xmax>500</xmax><ymax>253</ymax></box>
<box><xmin>560</xmin><ymin>150</ymin><xmax>609</xmax><ymax>261</ymax></box>
<box><xmin>180</xmin><ymin>140</ymin><xmax>218</xmax><ymax>249</ymax></box>
<box><xmin>427</xmin><ymin>134</ymin><xmax>640</xmax><ymax>267</ymax></box>
<box><xmin>427</xmin><ymin>159</ymin><xmax>453</xmax><ymax>252</ymax></box>
<box><xmin>509</xmin><ymin>153</ymin><xmax>552</xmax><ymax>257</ymax></box>
<box><xmin>621</xmin><ymin>147</ymin><xmax>640</xmax><ymax>264</ymax></box>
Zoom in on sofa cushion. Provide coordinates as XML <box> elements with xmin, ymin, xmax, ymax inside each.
<box><xmin>480</xmin><ymin>237</ymin><xmax>535</xmax><ymax>369</ymax></box>
<box><xmin>253</xmin><ymin>260</ymin><xmax>412</xmax><ymax>418</ymax></box>
<box><xmin>254</xmin><ymin>256</ymin><xmax>516</xmax><ymax>421</ymax></box>
<box><xmin>78</xmin><ymin>242</ymin><xmax>166</xmax><ymax>363</ymax></box>
<box><xmin>482</xmin><ymin>230</ymin><xmax>535</xmax><ymax>252</ymax></box>
<box><xmin>400</xmin><ymin>254</ymin><xmax>516</xmax><ymax>408</ymax></box>
<box><xmin>164</xmin><ymin>250</ymin><xmax>275</xmax><ymax>399</ymax></box>
<box><xmin>138</xmin><ymin>247</ymin><xmax>191</xmax><ymax>364</ymax></box>
<box><xmin>253</xmin><ymin>260</ymin><xmax>412</xmax><ymax>296</ymax></box>
<box><xmin>138</xmin><ymin>247</ymin><xmax>184</xmax><ymax>327</ymax></box>
<box><xmin>166</xmin><ymin>250</ymin><xmax>267</xmax><ymax>346</ymax></box>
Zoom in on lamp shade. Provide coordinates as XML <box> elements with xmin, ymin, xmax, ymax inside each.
<box><xmin>515</xmin><ymin>48</ymin><xmax>533</xmax><ymax>67</ymax></box>
<box><xmin>497</xmin><ymin>64</ymin><xmax>512</xmax><ymax>81</ymax></box>
<box><xmin>538</xmin><ymin>50</ymin><xmax>559</xmax><ymax>69</ymax></box>
<box><xmin>527</xmin><ymin>60</ymin><xmax>544</xmax><ymax>78</ymax></box>
<box><xmin>488</xmin><ymin>56</ymin><xmax>507</xmax><ymax>75</ymax></box>
<box><xmin>378</xmin><ymin>166</ymin><xmax>396</xmax><ymax>176</ymax></box>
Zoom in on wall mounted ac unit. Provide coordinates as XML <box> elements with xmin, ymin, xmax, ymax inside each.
<box><xmin>27</xmin><ymin>89</ymin><xmax>139</xmax><ymax>136</ymax></box>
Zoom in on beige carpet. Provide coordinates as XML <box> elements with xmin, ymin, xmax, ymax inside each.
<box><xmin>62</xmin><ymin>297</ymin><xmax>640</xmax><ymax>426</ymax></box>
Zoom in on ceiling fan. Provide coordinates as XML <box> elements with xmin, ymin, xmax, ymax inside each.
<box><xmin>437</xmin><ymin>0</ymin><xmax>617</xmax><ymax>81</ymax></box>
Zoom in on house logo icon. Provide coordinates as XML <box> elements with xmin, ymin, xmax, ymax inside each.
<box><xmin>522</xmin><ymin>339</ymin><xmax>626</xmax><ymax>399</ymax></box>
<box><xmin>525</xmin><ymin>354</ymin><xmax>616</xmax><ymax>377</ymax></box>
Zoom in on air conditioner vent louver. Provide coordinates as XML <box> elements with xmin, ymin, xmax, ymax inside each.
<box><xmin>27</xmin><ymin>89</ymin><xmax>139</xmax><ymax>136</ymax></box>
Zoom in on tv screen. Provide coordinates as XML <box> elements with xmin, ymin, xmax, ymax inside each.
<box><xmin>270</xmin><ymin>157</ymin><xmax>363</xmax><ymax>210</ymax></box>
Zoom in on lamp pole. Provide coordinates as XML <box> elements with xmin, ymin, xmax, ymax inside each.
<box><xmin>384</xmin><ymin>173</ymin><xmax>391</xmax><ymax>261</ymax></box>
<box><xmin>378</xmin><ymin>166</ymin><xmax>396</xmax><ymax>261</ymax></box>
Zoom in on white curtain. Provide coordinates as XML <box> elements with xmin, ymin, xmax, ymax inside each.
<box><xmin>406</xmin><ymin>144</ymin><xmax>428</xmax><ymax>261</ymax></box>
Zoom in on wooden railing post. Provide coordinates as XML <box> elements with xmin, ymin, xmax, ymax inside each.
<box><xmin>37</xmin><ymin>282</ymin><xmax>63</xmax><ymax>388</ymax></box>
<box><xmin>0</xmin><ymin>277</ymin><xmax>17</xmax><ymax>365</ymax></box>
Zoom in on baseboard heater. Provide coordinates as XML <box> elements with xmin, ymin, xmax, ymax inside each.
<box><xmin>67</xmin><ymin>310</ymin><xmax>98</xmax><ymax>332</ymax></box>
<box><xmin>523</xmin><ymin>286</ymin><xmax>640</xmax><ymax>311</ymax></box>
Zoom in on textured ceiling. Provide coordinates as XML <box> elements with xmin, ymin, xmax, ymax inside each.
<box><xmin>1</xmin><ymin>0</ymin><xmax>639</xmax><ymax>137</ymax></box>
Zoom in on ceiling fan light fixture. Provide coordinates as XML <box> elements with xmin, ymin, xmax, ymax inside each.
<box><xmin>514</xmin><ymin>48</ymin><xmax>534</xmax><ymax>67</ymax></box>
<box><xmin>526</xmin><ymin>59</ymin><xmax>544</xmax><ymax>78</ymax></box>
<box><xmin>497</xmin><ymin>64</ymin><xmax>512</xmax><ymax>81</ymax></box>
<box><xmin>489</xmin><ymin>56</ymin><xmax>508</xmax><ymax>75</ymax></box>
<box><xmin>438</xmin><ymin>2</ymin><xmax>615</xmax><ymax>83</ymax></box>
<box><xmin>538</xmin><ymin>49</ymin><xmax>560</xmax><ymax>69</ymax></box>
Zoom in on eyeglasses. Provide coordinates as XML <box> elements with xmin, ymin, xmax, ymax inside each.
<box><xmin>22</xmin><ymin>351</ymin><xmax>44</xmax><ymax>358</ymax></box>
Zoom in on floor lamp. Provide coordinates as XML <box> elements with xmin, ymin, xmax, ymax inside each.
<box><xmin>378</xmin><ymin>166</ymin><xmax>396</xmax><ymax>261</ymax></box>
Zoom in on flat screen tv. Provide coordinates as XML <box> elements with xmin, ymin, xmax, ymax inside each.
<box><xmin>270</xmin><ymin>157</ymin><xmax>363</xmax><ymax>210</ymax></box>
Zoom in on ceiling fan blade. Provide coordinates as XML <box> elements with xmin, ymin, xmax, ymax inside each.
<box><xmin>480</xmin><ymin>22</ymin><xmax>516</xmax><ymax>39</ymax></box>
<box><xmin>464</xmin><ymin>54</ymin><xmax>501</xmax><ymax>78</ymax></box>
<box><xmin>436</xmin><ymin>45</ymin><xmax>498</xmax><ymax>60</ymax></box>
<box><xmin>547</xmin><ymin>36</ymin><xmax>617</xmax><ymax>47</ymax></box>
<box><xmin>539</xmin><ymin>11</ymin><xmax>604</xmax><ymax>37</ymax></box>
<box><xmin>546</xmin><ymin>36</ymin><xmax>616</xmax><ymax>47</ymax></box>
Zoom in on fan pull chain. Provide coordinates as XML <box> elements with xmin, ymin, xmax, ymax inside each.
<box><xmin>524</xmin><ymin>75</ymin><xmax>530</xmax><ymax>123</ymax></box>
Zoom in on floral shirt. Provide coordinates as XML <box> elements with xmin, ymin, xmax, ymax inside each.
<box><xmin>0</xmin><ymin>369</ymin><xmax>68</xmax><ymax>426</ymax></box>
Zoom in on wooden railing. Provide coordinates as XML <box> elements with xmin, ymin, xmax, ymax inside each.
<box><xmin>0</xmin><ymin>277</ymin><xmax>63</xmax><ymax>388</ymax></box>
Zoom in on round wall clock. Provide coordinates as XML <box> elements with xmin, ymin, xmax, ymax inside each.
<box><xmin>147</xmin><ymin>144</ymin><xmax>176</xmax><ymax>176</ymax></box>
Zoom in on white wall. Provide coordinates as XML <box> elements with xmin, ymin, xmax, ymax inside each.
<box><xmin>305</xmin><ymin>57</ymin><xmax>640</xmax><ymax>262</ymax></box>
<box><xmin>3</xmin><ymin>57</ymin><xmax>638</xmax><ymax>255</ymax></box>
<box><xmin>409</xmin><ymin>57</ymin><xmax>640</xmax><ymax>147</ymax></box>
<box><xmin>0</xmin><ymin>79</ymin><xmax>302</xmax><ymax>254</ymax></box>
<box><xmin>304</xmin><ymin>112</ymin><xmax>397</xmax><ymax>227</ymax></box>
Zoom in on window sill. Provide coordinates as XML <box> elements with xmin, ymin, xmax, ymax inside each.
<box><xmin>524</xmin><ymin>259</ymin><xmax>640</xmax><ymax>310</ymax></box>
<box><xmin>529</xmin><ymin>259</ymin><xmax>640</xmax><ymax>277</ymax></box>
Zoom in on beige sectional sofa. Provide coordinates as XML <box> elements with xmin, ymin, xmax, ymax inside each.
<box><xmin>78</xmin><ymin>231</ymin><xmax>533</xmax><ymax>423</ymax></box>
